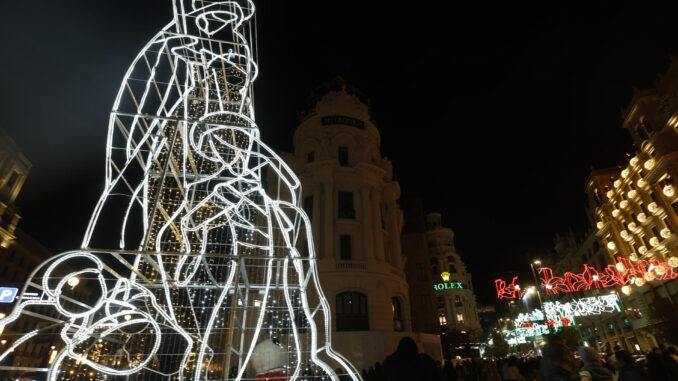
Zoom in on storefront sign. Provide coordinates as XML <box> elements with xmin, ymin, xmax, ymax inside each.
<box><xmin>0</xmin><ymin>287</ymin><xmax>18</xmax><ymax>303</ymax></box>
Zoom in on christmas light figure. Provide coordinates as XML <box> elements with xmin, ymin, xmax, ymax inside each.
<box><xmin>0</xmin><ymin>1</ymin><xmax>360</xmax><ymax>380</ymax></box>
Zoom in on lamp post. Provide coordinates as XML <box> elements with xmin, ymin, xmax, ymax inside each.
<box><xmin>530</xmin><ymin>260</ymin><xmax>544</xmax><ymax>310</ymax></box>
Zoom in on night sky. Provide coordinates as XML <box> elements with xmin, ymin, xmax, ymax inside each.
<box><xmin>1</xmin><ymin>1</ymin><xmax>677</xmax><ymax>304</ymax></box>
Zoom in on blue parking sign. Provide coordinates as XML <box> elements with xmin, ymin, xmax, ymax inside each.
<box><xmin>0</xmin><ymin>287</ymin><xmax>18</xmax><ymax>303</ymax></box>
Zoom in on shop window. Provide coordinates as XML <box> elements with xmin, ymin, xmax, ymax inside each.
<box><xmin>456</xmin><ymin>312</ymin><xmax>464</xmax><ymax>323</ymax></box>
<box><xmin>336</xmin><ymin>292</ymin><xmax>368</xmax><ymax>331</ymax></box>
<box><xmin>439</xmin><ymin>314</ymin><xmax>447</xmax><ymax>326</ymax></box>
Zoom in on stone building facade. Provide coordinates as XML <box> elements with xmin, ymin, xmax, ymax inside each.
<box><xmin>0</xmin><ymin>129</ymin><xmax>30</xmax><ymax>249</ymax></box>
<box><xmin>280</xmin><ymin>80</ymin><xmax>441</xmax><ymax>370</ymax></box>
<box><xmin>425</xmin><ymin>213</ymin><xmax>482</xmax><ymax>347</ymax></box>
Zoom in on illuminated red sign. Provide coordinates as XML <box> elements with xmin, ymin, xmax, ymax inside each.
<box><xmin>495</xmin><ymin>276</ymin><xmax>522</xmax><ymax>300</ymax></box>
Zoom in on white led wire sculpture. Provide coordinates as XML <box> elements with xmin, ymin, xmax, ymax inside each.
<box><xmin>0</xmin><ymin>1</ymin><xmax>360</xmax><ymax>380</ymax></box>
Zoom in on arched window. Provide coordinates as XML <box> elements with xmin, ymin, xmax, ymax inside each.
<box><xmin>430</xmin><ymin>258</ymin><xmax>439</xmax><ymax>275</ymax></box>
<box><xmin>392</xmin><ymin>297</ymin><xmax>404</xmax><ymax>332</ymax></box>
<box><xmin>447</xmin><ymin>256</ymin><xmax>457</xmax><ymax>273</ymax></box>
<box><xmin>336</xmin><ymin>292</ymin><xmax>368</xmax><ymax>331</ymax></box>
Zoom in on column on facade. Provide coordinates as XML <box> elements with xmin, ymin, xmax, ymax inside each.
<box><xmin>388</xmin><ymin>195</ymin><xmax>402</xmax><ymax>269</ymax></box>
<box><xmin>323</xmin><ymin>181</ymin><xmax>334</xmax><ymax>260</ymax></box>
<box><xmin>360</xmin><ymin>185</ymin><xmax>373</xmax><ymax>261</ymax></box>
<box><xmin>312</xmin><ymin>183</ymin><xmax>322</xmax><ymax>252</ymax></box>
<box><xmin>371</xmin><ymin>187</ymin><xmax>385</xmax><ymax>261</ymax></box>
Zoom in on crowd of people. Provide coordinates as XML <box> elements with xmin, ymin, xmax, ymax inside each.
<box><xmin>360</xmin><ymin>335</ymin><xmax>678</xmax><ymax>381</ymax></box>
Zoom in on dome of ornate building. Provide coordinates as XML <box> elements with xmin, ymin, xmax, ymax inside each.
<box><xmin>280</xmin><ymin>78</ymin><xmax>441</xmax><ymax>370</ymax></box>
<box><xmin>425</xmin><ymin>213</ymin><xmax>482</xmax><ymax>353</ymax></box>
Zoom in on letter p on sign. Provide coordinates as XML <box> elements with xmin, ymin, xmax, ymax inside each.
<box><xmin>0</xmin><ymin>287</ymin><xmax>18</xmax><ymax>303</ymax></box>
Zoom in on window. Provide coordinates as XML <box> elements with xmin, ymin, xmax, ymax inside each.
<box><xmin>338</xmin><ymin>192</ymin><xmax>355</xmax><ymax>218</ymax></box>
<box><xmin>447</xmin><ymin>256</ymin><xmax>457</xmax><ymax>273</ymax></box>
<box><xmin>430</xmin><ymin>258</ymin><xmax>439</xmax><ymax>275</ymax></box>
<box><xmin>307</xmin><ymin>151</ymin><xmax>315</xmax><ymax>163</ymax></box>
<box><xmin>455</xmin><ymin>295</ymin><xmax>462</xmax><ymax>307</ymax></box>
<box><xmin>338</xmin><ymin>146</ymin><xmax>348</xmax><ymax>166</ymax></box>
<box><xmin>4</xmin><ymin>171</ymin><xmax>18</xmax><ymax>190</ymax></box>
<box><xmin>303</xmin><ymin>196</ymin><xmax>313</xmax><ymax>220</ymax></box>
<box><xmin>336</xmin><ymin>292</ymin><xmax>368</xmax><ymax>331</ymax></box>
<box><xmin>340</xmin><ymin>235</ymin><xmax>351</xmax><ymax>260</ymax></box>
<box><xmin>392</xmin><ymin>297</ymin><xmax>404</xmax><ymax>332</ymax></box>
<box><xmin>439</xmin><ymin>314</ymin><xmax>447</xmax><ymax>326</ymax></box>
<box><xmin>456</xmin><ymin>312</ymin><xmax>464</xmax><ymax>323</ymax></box>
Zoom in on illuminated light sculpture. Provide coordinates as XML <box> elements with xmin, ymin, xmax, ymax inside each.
<box><xmin>543</xmin><ymin>295</ymin><xmax>620</xmax><ymax>322</ymax></box>
<box><xmin>495</xmin><ymin>276</ymin><xmax>522</xmax><ymax>299</ymax></box>
<box><xmin>0</xmin><ymin>1</ymin><xmax>359</xmax><ymax>380</ymax></box>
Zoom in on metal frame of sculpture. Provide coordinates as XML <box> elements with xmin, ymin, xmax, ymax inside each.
<box><xmin>0</xmin><ymin>1</ymin><xmax>359</xmax><ymax>380</ymax></box>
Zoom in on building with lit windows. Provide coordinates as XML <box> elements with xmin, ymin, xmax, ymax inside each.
<box><xmin>280</xmin><ymin>78</ymin><xmax>441</xmax><ymax>370</ymax></box>
<box><xmin>587</xmin><ymin>58</ymin><xmax>678</xmax><ymax>351</ymax></box>
<box><xmin>425</xmin><ymin>213</ymin><xmax>482</xmax><ymax>352</ymax></box>
<box><xmin>0</xmin><ymin>129</ymin><xmax>30</xmax><ymax>249</ymax></box>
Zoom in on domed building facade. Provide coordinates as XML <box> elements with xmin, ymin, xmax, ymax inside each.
<box><xmin>280</xmin><ymin>79</ymin><xmax>441</xmax><ymax>370</ymax></box>
<box><xmin>425</xmin><ymin>213</ymin><xmax>482</xmax><ymax>350</ymax></box>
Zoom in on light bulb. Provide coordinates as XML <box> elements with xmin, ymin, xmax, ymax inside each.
<box><xmin>630</xmin><ymin>157</ymin><xmax>639</xmax><ymax>166</ymax></box>
<box><xmin>596</xmin><ymin>221</ymin><xmax>604</xmax><ymax>230</ymax></box>
<box><xmin>648</xmin><ymin>202</ymin><xmax>658</xmax><ymax>213</ymax></box>
<box><xmin>655</xmin><ymin>266</ymin><xmax>666</xmax><ymax>275</ymax></box>
<box><xmin>620</xmin><ymin>230</ymin><xmax>630</xmax><ymax>240</ymax></box>
<box><xmin>639</xmin><ymin>246</ymin><xmax>647</xmax><ymax>254</ymax></box>
<box><xmin>637</xmin><ymin>213</ymin><xmax>647</xmax><ymax>223</ymax></box>
<box><xmin>629</xmin><ymin>253</ymin><xmax>638</xmax><ymax>262</ymax></box>
<box><xmin>607</xmin><ymin>241</ymin><xmax>617</xmax><ymax>251</ymax></box>
<box><xmin>628</xmin><ymin>222</ymin><xmax>637</xmax><ymax>231</ymax></box>
<box><xmin>645</xmin><ymin>272</ymin><xmax>656</xmax><ymax>282</ymax></box>
<box><xmin>637</xmin><ymin>178</ymin><xmax>647</xmax><ymax>187</ymax></box>
<box><xmin>621</xmin><ymin>168</ymin><xmax>630</xmax><ymax>178</ymax></box>
<box><xmin>668</xmin><ymin>257</ymin><xmax>678</xmax><ymax>267</ymax></box>
<box><xmin>650</xmin><ymin>237</ymin><xmax>659</xmax><ymax>247</ymax></box>
<box><xmin>612</xmin><ymin>209</ymin><xmax>620</xmax><ymax>217</ymax></box>
<box><xmin>634</xmin><ymin>277</ymin><xmax>645</xmax><ymax>287</ymax></box>
<box><xmin>628</xmin><ymin>190</ymin><xmax>637</xmax><ymax>199</ymax></box>
<box><xmin>644</xmin><ymin>158</ymin><xmax>655</xmax><ymax>170</ymax></box>
<box><xmin>621</xmin><ymin>285</ymin><xmax>632</xmax><ymax>295</ymax></box>
<box><xmin>616</xmin><ymin>262</ymin><xmax>625</xmax><ymax>272</ymax></box>
<box><xmin>661</xmin><ymin>228</ymin><xmax>671</xmax><ymax>239</ymax></box>
<box><xmin>614</xmin><ymin>179</ymin><xmax>622</xmax><ymax>188</ymax></box>
<box><xmin>607</xmin><ymin>190</ymin><xmax>614</xmax><ymax>199</ymax></box>
<box><xmin>664</xmin><ymin>185</ymin><xmax>675</xmax><ymax>197</ymax></box>
<box><xmin>620</xmin><ymin>200</ymin><xmax>629</xmax><ymax>209</ymax></box>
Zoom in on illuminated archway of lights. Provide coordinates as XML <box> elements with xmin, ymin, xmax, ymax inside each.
<box><xmin>0</xmin><ymin>1</ymin><xmax>360</xmax><ymax>380</ymax></box>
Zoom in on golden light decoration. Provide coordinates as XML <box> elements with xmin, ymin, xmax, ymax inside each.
<box><xmin>628</xmin><ymin>222</ymin><xmax>638</xmax><ymax>231</ymax></box>
<box><xmin>629</xmin><ymin>253</ymin><xmax>639</xmax><ymax>262</ymax></box>
<box><xmin>649</xmin><ymin>237</ymin><xmax>660</xmax><ymax>247</ymax></box>
<box><xmin>645</xmin><ymin>272</ymin><xmax>656</xmax><ymax>282</ymax></box>
<box><xmin>607</xmin><ymin>190</ymin><xmax>614</xmax><ymax>199</ymax></box>
<box><xmin>630</xmin><ymin>156</ymin><xmax>639</xmax><ymax>167</ymax></box>
<box><xmin>648</xmin><ymin>202</ymin><xmax>658</xmax><ymax>213</ymax></box>
<box><xmin>661</xmin><ymin>228</ymin><xmax>671</xmax><ymax>239</ymax></box>
<box><xmin>615</xmin><ymin>262</ymin><xmax>625</xmax><ymax>272</ymax></box>
<box><xmin>620</xmin><ymin>200</ymin><xmax>629</xmax><ymax>209</ymax></box>
<box><xmin>614</xmin><ymin>179</ymin><xmax>622</xmax><ymax>188</ymax></box>
<box><xmin>607</xmin><ymin>241</ymin><xmax>616</xmax><ymax>251</ymax></box>
<box><xmin>644</xmin><ymin>158</ymin><xmax>655</xmax><ymax>170</ymax></box>
<box><xmin>634</xmin><ymin>277</ymin><xmax>645</xmax><ymax>287</ymax></box>
<box><xmin>621</xmin><ymin>168</ymin><xmax>630</xmax><ymax>178</ymax></box>
<box><xmin>668</xmin><ymin>257</ymin><xmax>678</xmax><ymax>267</ymax></box>
<box><xmin>620</xmin><ymin>230</ymin><xmax>630</xmax><ymax>240</ymax></box>
<box><xmin>637</xmin><ymin>178</ymin><xmax>647</xmax><ymax>187</ymax></box>
<box><xmin>440</xmin><ymin>272</ymin><xmax>451</xmax><ymax>282</ymax></box>
<box><xmin>628</xmin><ymin>190</ymin><xmax>637</xmax><ymax>199</ymax></box>
<box><xmin>596</xmin><ymin>221</ymin><xmax>604</xmax><ymax>230</ymax></box>
<box><xmin>612</xmin><ymin>209</ymin><xmax>620</xmax><ymax>217</ymax></box>
<box><xmin>637</xmin><ymin>213</ymin><xmax>647</xmax><ymax>223</ymax></box>
<box><xmin>638</xmin><ymin>246</ymin><xmax>647</xmax><ymax>254</ymax></box>
<box><xmin>664</xmin><ymin>185</ymin><xmax>675</xmax><ymax>197</ymax></box>
<box><xmin>621</xmin><ymin>285</ymin><xmax>632</xmax><ymax>295</ymax></box>
<box><xmin>655</xmin><ymin>265</ymin><xmax>667</xmax><ymax>276</ymax></box>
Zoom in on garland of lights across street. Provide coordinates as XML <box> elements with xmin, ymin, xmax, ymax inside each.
<box><xmin>0</xmin><ymin>1</ymin><xmax>360</xmax><ymax>380</ymax></box>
